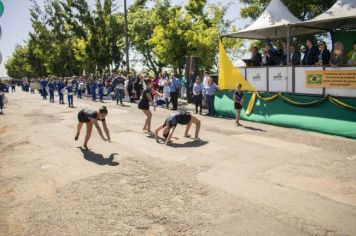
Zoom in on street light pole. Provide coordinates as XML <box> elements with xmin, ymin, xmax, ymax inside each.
<box><xmin>124</xmin><ymin>0</ymin><xmax>129</xmax><ymax>75</ymax></box>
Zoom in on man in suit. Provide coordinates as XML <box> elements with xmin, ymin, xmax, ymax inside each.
<box><xmin>288</xmin><ymin>45</ymin><xmax>301</xmax><ymax>65</ymax></box>
<box><xmin>303</xmin><ymin>39</ymin><xmax>319</xmax><ymax>65</ymax></box>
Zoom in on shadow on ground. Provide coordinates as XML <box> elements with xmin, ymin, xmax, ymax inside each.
<box><xmin>78</xmin><ymin>147</ymin><xmax>119</xmax><ymax>166</ymax></box>
<box><xmin>169</xmin><ymin>140</ymin><xmax>209</xmax><ymax>148</ymax></box>
<box><xmin>242</xmin><ymin>125</ymin><xmax>266</xmax><ymax>132</ymax></box>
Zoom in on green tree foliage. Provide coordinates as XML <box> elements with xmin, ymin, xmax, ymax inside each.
<box><xmin>5</xmin><ymin>0</ymin><xmax>254</xmax><ymax>77</ymax></box>
<box><xmin>6</xmin><ymin>0</ymin><xmax>125</xmax><ymax>77</ymax></box>
<box><xmin>240</xmin><ymin>0</ymin><xmax>336</xmax><ymax>21</ymax></box>
<box><xmin>5</xmin><ymin>45</ymin><xmax>34</xmax><ymax>79</ymax></box>
<box><xmin>128</xmin><ymin>0</ymin><xmax>169</xmax><ymax>74</ymax></box>
<box><xmin>150</xmin><ymin>0</ymin><xmax>242</xmax><ymax>73</ymax></box>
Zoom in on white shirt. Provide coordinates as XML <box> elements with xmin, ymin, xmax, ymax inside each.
<box><xmin>203</xmin><ymin>76</ymin><xmax>209</xmax><ymax>88</ymax></box>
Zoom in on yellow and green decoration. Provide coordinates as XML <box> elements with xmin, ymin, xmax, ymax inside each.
<box><xmin>218</xmin><ymin>41</ymin><xmax>356</xmax><ymax>114</ymax></box>
<box><xmin>0</xmin><ymin>1</ymin><xmax>4</xmax><ymax>18</ymax></box>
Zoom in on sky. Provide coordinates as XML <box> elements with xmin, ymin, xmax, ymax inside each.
<box><xmin>0</xmin><ymin>0</ymin><xmax>251</xmax><ymax>77</ymax></box>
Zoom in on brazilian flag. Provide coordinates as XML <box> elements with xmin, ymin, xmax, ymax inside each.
<box><xmin>307</xmin><ymin>73</ymin><xmax>323</xmax><ymax>85</ymax></box>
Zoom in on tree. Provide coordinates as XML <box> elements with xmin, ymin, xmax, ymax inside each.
<box><xmin>150</xmin><ymin>6</ymin><xmax>192</xmax><ymax>74</ymax></box>
<box><xmin>128</xmin><ymin>0</ymin><xmax>170</xmax><ymax>74</ymax></box>
<box><xmin>240</xmin><ymin>0</ymin><xmax>336</xmax><ymax>21</ymax></box>
<box><xmin>5</xmin><ymin>45</ymin><xmax>34</xmax><ymax>79</ymax></box>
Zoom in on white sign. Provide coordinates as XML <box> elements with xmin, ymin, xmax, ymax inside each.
<box><xmin>268</xmin><ymin>67</ymin><xmax>292</xmax><ymax>92</ymax></box>
<box><xmin>246</xmin><ymin>67</ymin><xmax>267</xmax><ymax>91</ymax></box>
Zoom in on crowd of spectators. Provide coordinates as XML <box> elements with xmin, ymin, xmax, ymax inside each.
<box><xmin>250</xmin><ymin>40</ymin><xmax>356</xmax><ymax>67</ymax></box>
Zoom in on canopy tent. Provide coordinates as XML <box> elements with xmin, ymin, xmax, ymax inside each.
<box><xmin>221</xmin><ymin>0</ymin><xmax>317</xmax><ymax>39</ymax></box>
<box><xmin>296</xmin><ymin>0</ymin><xmax>356</xmax><ymax>32</ymax></box>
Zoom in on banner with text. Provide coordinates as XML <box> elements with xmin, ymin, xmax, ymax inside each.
<box><xmin>306</xmin><ymin>70</ymin><xmax>356</xmax><ymax>88</ymax></box>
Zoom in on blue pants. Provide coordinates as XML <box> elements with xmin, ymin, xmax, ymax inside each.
<box><xmin>116</xmin><ymin>89</ymin><xmax>124</xmax><ymax>104</ymax></box>
<box><xmin>91</xmin><ymin>92</ymin><xmax>96</xmax><ymax>101</ymax></box>
<box><xmin>49</xmin><ymin>90</ymin><xmax>54</xmax><ymax>102</ymax></box>
<box><xmin>42</xmin><ymin>89</ymin><xmax>47</xmax><ymax>99</ymax></box>
<box><xmin>59</xmin><ymin>92</ymin><xmax>64</xmax><ymax>104</ymax></box>
<box><xmin>206</xmin><ymin>95</ymin><xmax>215</xmax><ymax>115</ymax></box>
<box><xmin>99</xmin><ymin>91</ymin><xmax>104</xmax><ymax>102</ymax></box>
<box><xmin>77</xmin><ymin>90</ymin><xmax>82</xmax><ymax>99</ymax></box>
<box><xmin>68</xmin><ymin>95</ymin><xmax>73</xmax><ymax>107</ymax></box>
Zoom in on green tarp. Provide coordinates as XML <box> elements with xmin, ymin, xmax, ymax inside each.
<box><xmin>214</xmin><ymin>91</ymin><xmax>356</xmax><ymax>139</ymax></box>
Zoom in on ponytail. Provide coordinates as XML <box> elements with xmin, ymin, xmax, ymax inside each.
<box><xmin>99</xmin><ymin>106</ymin><xmax>108</xmax><ymax>114</ymax></box>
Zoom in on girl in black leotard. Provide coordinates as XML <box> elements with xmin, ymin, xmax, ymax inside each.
<box><xmin>138</xmin><ymin>79</ymin><xmax>161</xmax><ymax>134</ymax></box>
<box><xmin>75</xmin><ymin>106</ymin><xmax>111</xmax><ymax>149</ymax></box>
<box><xmin>233</xmin><ymin>83</ymin><xmax>244</xmax><ymax>126</ymax></box>
<box><xmin>155</xmin><ymin>111</ymin><xmax>201</xmax><ymax>145</ymax></box>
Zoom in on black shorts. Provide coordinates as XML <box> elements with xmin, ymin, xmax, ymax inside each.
<box><xmin>78</xmin><ymin>111</ymin><xmax>90</xmax><ymax>123</ymax></box>
<box><xmin>138</xmin><ymin>101</ymin><xmax>149</xmax><ymax>110</ymax></box>
<box><xmin>176</xmin><ymin>113</ymin><xmax>192</xmax><ymax>125</ymax></box>
<box><xmin>234</xmin><ymin>102</ymin><xmax>242</xmax><ymax>110</ymax></box>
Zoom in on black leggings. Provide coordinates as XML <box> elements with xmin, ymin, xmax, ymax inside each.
<box><xmin>0</xmin><ymin>95</ymin><xmax>3</xmax><ymax>110</ymax></box>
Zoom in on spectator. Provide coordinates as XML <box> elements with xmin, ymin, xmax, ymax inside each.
<box><xmin>330</xmin><ymin>41</ymin><xmax>348</xmax><ymax>67</ymax></box>
<box><xmin>347</xmin><ymin>41</ymin><xmax>356</xmax><ymax>66</ymax></box>
<box><xmin>262</xmin><ymin>45</ymin><xmax>278</xmax><ymax>66</ymax></box>
<box><xmin>112</xmin><ymin>75</ymin><xmax>125</xmax><ymax>105</ymax></box>
<box><xmin>317</xmin><ymin>41</ymin><xmax>331</xmax><ymax>66</ymax></box>
<box><xmin>204</xmin><ymin>77</ymin><xmax>219</xmax><ymax>116</ymax></box>
<box><xmin>192</xmin><ymin>77</ymin><xmax>204</xmax><ymax>114</ymax></box>
<box><xmin>250</xmin><ymin>46</ymin><xmax>262</xmax><ymax>66</ymax></box>
<box><xmin>169</xmin><ymin>73</ymin><xmax>180</xmax><ymax>111</ymax></box>
<box><xmin>302</xmin><ymin>39</ymin><xmax>319</xmax><ymax>65</ymax></box>
<box><xmin>163</xmin><ymin>80</ymin><xmax>170</xmax><ymax>109</ymax></box>
<box><xmin>189</xmin><ymin>70</ymin><xmax>197</xmax><ymax>98</ymax></box>
<box><xmin>180</xmin><ymin>74</ymin><xmax>187</xmax><ymax>99</ymax></box>
<box><xmin>288</xmin><ymin>45</ymin><xmax>301</xmax><ymax>65</ymax></box>
<box><xmin>279</xmin><ymin>42</ymin><xmax>288</xmax><ymax>65</ymax></box>
<box><xmin>152</xmin><ymin>75</ymin><xmax>159</xmax><ymax>91</ymax></box>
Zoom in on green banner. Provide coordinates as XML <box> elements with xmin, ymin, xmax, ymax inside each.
<box><xmin>0</xmin><ymin>1</ymin><xmax>4</xmax><ymax>17</ymax></box>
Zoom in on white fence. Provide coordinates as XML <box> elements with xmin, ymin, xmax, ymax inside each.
<box><xmin>238</xmin><ymin>66</ymin><xmax>356</xmax><ymax>98</ymax></box>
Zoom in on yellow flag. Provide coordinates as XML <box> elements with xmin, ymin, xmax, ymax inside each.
<box><xmin>218</xmin><ymin>41</ymin><xmax>256</xmax><ymax>91</ymax></box>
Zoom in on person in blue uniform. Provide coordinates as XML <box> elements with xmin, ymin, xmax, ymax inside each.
<box><xmin>75</xmin><ymin>106</ymin><xmax>111</xmax><ymax>150</ymax></box>
<box><xmin>0</xmin><ymin>79</ymin><xmax>6</xmax><ymax>114</ymax></box>
<box><xmin>91</xmin><ymin>80</ymin><xmax>97</xmax><ymax>101</ymax></box>
<box><xmin>64</xmin><ymin>82</ymin><xmax>74</xmax><ymax>107</ymax></box>
<box><xmin>48</xmin><ymin>79</ymin><xmax>55</xmax><ymax>103</ymax></box>
<box><xmin>40</xmin><ymin>78</ymin><xmax>48</xmax><ymax>100</ymax></box>
<box><xmin>98</xmin><ymin>80</ymin><xmax>104</xmax><ymax>103</ymax></box>
<box><xmin>57</xmin><ymin>79</ymin><xmax>65</xmax><ymax>104</ymax></box>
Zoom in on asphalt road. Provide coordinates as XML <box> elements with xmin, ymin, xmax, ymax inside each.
<box><xmin>0</xmin><ymin>90</ymin><xmax>355</xmax><ymax>236</ymax></box>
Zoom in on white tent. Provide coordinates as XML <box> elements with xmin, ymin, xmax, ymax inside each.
<box><xmin>297</xmin><ymin>0</ymin><xmax>356</xmax><ymax>31</ymax></box>
<box><xmin>222</xmin><ymin>0</ymin><xmax>316</xmax><ymax>39</ymax></box>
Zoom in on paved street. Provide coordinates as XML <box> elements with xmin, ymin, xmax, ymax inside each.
<box><xmin>0</xmin><ymin>91</ymin><xmax>356</xmax><ymax>235</ymax></box>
